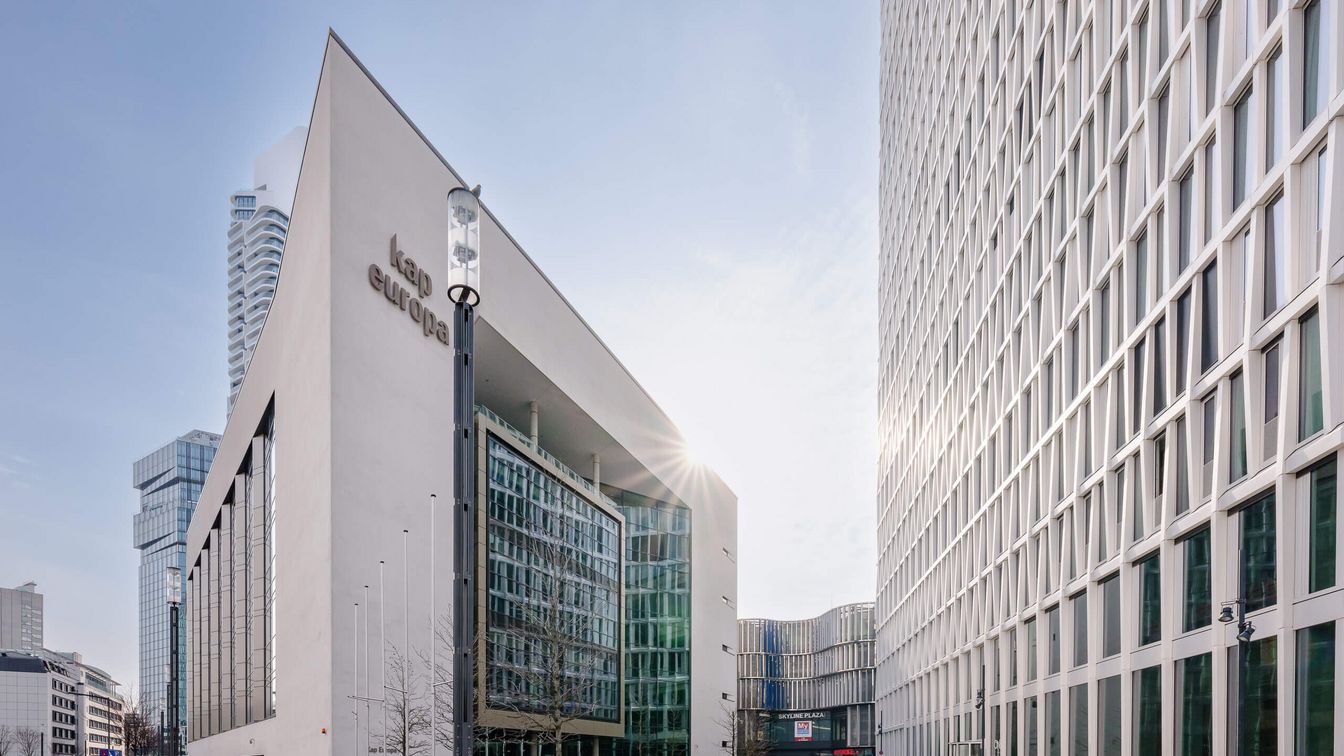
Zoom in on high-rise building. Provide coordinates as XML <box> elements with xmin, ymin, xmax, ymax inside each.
<box><xmin>736</xmin><ymin>603</ymin><xmax>876</xmax><ymax>756</ymax></box>
<box><xmin>877</xmin><ymin>2</ymin><xmax>1341</xmax><ymax>754</ymax></box>
<box><xmin>182</xmin><ymin>32</ymin><xmax>737</xmax><ymax>756</ymax></box>
<box><xmin>132</xmin><ymin>430</ymin><xmax>219</xmax><ymax>747</ymax></box>
<box><xmin>0</xmin><ymin>582</ymin><xmax>44</xmax><ymax>652</ymax></box>
<box><xmin>227</xmin><ymin>128</ymin><xmax>305</xmax><ymax>414</ymax></box>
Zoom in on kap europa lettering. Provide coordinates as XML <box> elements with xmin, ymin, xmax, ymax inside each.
<box><xmin>368</xmin><ymin>234</ymin><xmax>450</xmax><ymax>346</ymax></box>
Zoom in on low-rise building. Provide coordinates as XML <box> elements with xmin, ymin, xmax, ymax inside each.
<box><xmin>737</xmin><ymin>604</ymin><xmax>875</xmax><ymax>756</ymax></box>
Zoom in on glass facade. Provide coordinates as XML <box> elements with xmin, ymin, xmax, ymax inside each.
<box><xmin>1240</xmin><ymin>495</ymin><xmax>1277</xmax><ymax>612</ymax></box>
<box><xmin>1296</xmin><ymin>622</ymin><xmax>1335</xmax><ymax>755</ymax></box>
<box><xmin>603</xmin><ymin>486</ymin><xmax>692</xmax><ymax>756</ymax></box>
<box><xmin>1235</xmin><ymin>636</ymin><xmax>1279</xmax><ymax>756</ymax></box>
<box><xmin>133</xmin><ymin>430</ymin><xmax>219</xmax><ymax>751</ymax></box>
<box><xmin>1134</xmin><ymin>665</ymin><xmax>1161</xmax><ymax>755</ymax></box>
<box><xmin>1306</xmin><ymin>458</ymin><xmax>1337</xmax><ymax>593</ymax></box>
<box><xmin>483</xmin><ymin>433</ymin><xmax>623</xmax><ymax>724</ymax></box>
<box><xmin>737</xmin><ymin>604</ymin><xmax>875</xmax><ymax>756</ymax></box>
<box><xmin>1178</xmin><ymin>653</ymin><xmax>1213</xmax><ymax>756</ymax></box>
<box><xmin>1183</xmin><ymin>528</ymin><xmax>1212</xmax><ymax>632</ymax></box>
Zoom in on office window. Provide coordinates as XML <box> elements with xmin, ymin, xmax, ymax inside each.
<box><xmin>1299</xmin><ymin>308</ymin><xmax>1324</xmax><ymax>439</ymax></box>
<box><xmin>1070</xmin><ymin>683</ymin><xmax>1088</xmax><ymax>756</ymax></box>
<box><xmin>1046</xmin><ymin>689</ymin><xmax>1061</xmax><ymax>756</ymax></box>
<box><xmin>1296</xmin><ymin>621</ymin><xmax>1335</xmax><ymax>755</ymax></box>
<box><xmin>1266</xmin><ymin>48</ymin><xmax>1284</xmax><ymax>166</ymax></box>
<box><xmin>1200</xmin><ymin>262</ymin><xmax>1218</xmax><ymax>372</ymax></box>
<box><xmin>1240</xmin><ymin>494</ymin><xmax>1277</xmax><ymax>611</ymax></box>
<box><xmin>1010</xmin><ymin>700</ymin><xmax>1019</xmax><ymax>756</ymax></box>
<box><xmin>1260</xmin><ymin>340</ymin><xmax>1280</xmax><ymax>428</ymax></box>
<box><xmin>1099</xmin><ymin>674</ymin><xmax>1121</xmax><ymax>756</ymax></box>
<box><xmin>1204</xmin><ymin>138</ymin><xmax>1219</xmax><ymax>242</ymax></box>
<box><xmin>1046</xmin><ymin>606</ymin><xmax>1060</xmax><ymax>675</ymax></box>
<box><xmin>1138</xmin><ymin>553</ymin><xmax>1162</xmax><ymax>645</ymax></box>
<box><xmin>1135</xmin><ymin>665</ymin><xmax>1162</xmax><ymax>754</ymax></box>
<box><xmin>1134</xmin><ymin>234</ymin><xmax>1149</xmax><ymax>326</ymax></box>
<box><xmin>1201</xmin><ymin>393</ymin><xmax>1218</xmax><ymax>500</ymax></box>
<box><xmin>1099</xmin><ymin>283</ymin><xmax>1111</xmax><ymax>365</ymax></box>
<box><xmin>1184</xmin><ymin>527</ymin><xmax>1212</xmax><ymax>631</ymax></box>
<box><xmin>1205</xmin><ymin>5</ymin><xmax>1222</xmax><ymax>117</ymax></box>
<box><xmin>1178</xmin><ymin>653</ymin><xmax>1213</xmax><ymax>756</ymax></box>
<box><xmin>1233</xmin><ymin>88</ymin><xmax>1252</xmax><ymax>209</ymax></box>
<box><xmin>1156</xmin><ymin>433</ymin><xmax>1168</xmax><ymax>498</ymax></box>
<box><xmin>1303</xmin><ymin>0</ymin><xmax>1323</xmax><ymax>126</ymax></box>
<box><xmin>1263</xmin><ymin>192</ymin><xmax>1285</xmax><ymax>317</ymax></box>
<box><xmin>1027</xmin><ymin>696</ymin><xmax>1039</xmax><ymax>755</ymax></box>
<box><xmin>1176</xmin><ymin>416</ymin><xmax>1192</xmax><ymax>514</ymax></box>
<box><xmin>1307</xmin><ymin>457</ymin><xmax>1337</xmax><ymax>593</ymax></box>
<box><xmin>1157</xmin><ymin>87</ymin><xmax>1171</xmax><ymax>172</ymax></box>
<box><xmin>1153</xmin><ymin>318</ymin><xmax>1167</xmax><ymax>413</ymax></box>
<box><xmin>1073</xmin><ymin>591</ymin><xmax>1088</xmax><ymax>667</ymax></box>
<box><xmin>1229</xmin><ymin>370</ymin><xmax>1248</xmax><ymax>481</ymax></box>
<box><xmin>1132</xmin><ymin>339</ymin><xmax>1146</xmax><ymax>433</ymax></box>
<box><xmin>1309</xmin><ymin>145</ymin><xmax>1328</xmax><ymax>273</ymax></box>
<box><xmin>1026</xmin><ymin>617</ymin><xmax>1038</xmax><ymax>682</ymax></box>
<box><xmin>1178</xmin><ymin>170</ymin><xmax>1194</xmax><ymax>272</ymax></box>
<box><xmin>1234</xmin><ymin>636</ymin><xmax>1278</xmax><ymax>755</ymax></box>
<box><xmin>1010</xmin><ymin>627</ymin><xmax>1018</xmax><ymax>686</ymax></box>
<box><xmin>1176</xmin><ymin>289</ymin><xmax>1191</xmax><ymax>395</ymax></box>
<box><xmin>1101</xmin><ymin>573</ymin><xmax>1121</xmax><ymax>658</ymax></box>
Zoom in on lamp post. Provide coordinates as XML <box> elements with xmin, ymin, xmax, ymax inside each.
<box><xmin>447</xmin><ymin>185</ymin><xmax>481</xmax><ymax>756</ymax></box>
<box><xmin>165</xmin><ymin>565</ymin><xmax>183</xmax><ymax>756</ymax></box>
<box><xmin>1219</xmin><ymin>598</ymin><xmax>1255</xmax><ymax>752</ymax></box>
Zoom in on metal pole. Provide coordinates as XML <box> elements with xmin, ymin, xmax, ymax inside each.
<box><xmin>365</xmin><ymin>584</ymin><xmax>371</xmax><ymax>756</ymax></box>
<box><xmin>355</xmin><ymin>601</ymin><xmax>361</xmax><ymax>756</ymax></box>
<box><xmin>453</xmin><ymin>299</ymin><xmax>477</xmax><ymax>756</ymax></box>
<box><xmin>430</xmin><ymin>494</ymin><xmax>437</xmax><ymax>756</ymax></box>
<box><xmin>404</xmin><ymin>529</ymin><xmax>410</xmax><ymax>756</ymax></box>
<box><xmin>168</xmin><ymin>601</ymin><xmax>180</xmax><ymax>756</ymax></box>
<box><xmin>381</xmin><ymin>561</ymin><xmax>387</xmax><ymax>752</ymax></box>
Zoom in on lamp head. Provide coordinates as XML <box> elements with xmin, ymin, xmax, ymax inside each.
<box><xmin>1218</xmin><ymin>605</ymin><xmax>1236</xmax><ymax>623</ymax></box>
<box><xmin>1237</xmin><ymin>622</ymin><xmax>1256</xmax><ymax>643</ymax></box>
<box><xmin>447</xmin><ymin>186</ymin><xmax>481</xmax><ymax>305</ymax></box>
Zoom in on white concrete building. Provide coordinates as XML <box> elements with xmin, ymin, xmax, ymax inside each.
<box><xmin>185</xmin><ymin>32</ymin><xmax>738</xmax><ymax>756</ymax></box>
<box><xmin>0</xmin><ymin>582</ymin><xmax>43</xmax><ymax>653</ymax></box>
<box><xmin>0</xmin><ymin>650</ymin><xmax>124</xmax><ymax>756</ymax></box>
<box><xmin>227</xmin><ymin>128</ymin><xmax>304</xmax><ymax>414</ymax></box>
<box><xmin>877</xmin><ymin>1</ymin><xmax>1343</xmax><ymax>754</ymax></box>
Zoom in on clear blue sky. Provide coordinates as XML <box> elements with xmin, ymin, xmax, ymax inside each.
<box><xmin>0</xmin><ymin>1</ymin><xmax>877</xmax><ymax>690</ymax></box>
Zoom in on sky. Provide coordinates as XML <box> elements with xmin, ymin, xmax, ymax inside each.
<box><xmin>0</xmin><ymin>1</ymin><xmax>878</xmax><ymax>691</ymax></box>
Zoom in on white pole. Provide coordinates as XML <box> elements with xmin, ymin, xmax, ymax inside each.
<box><xmin>365</xmin><ymin>584</ymin><xmax>371</xmax><ymax>756</ymax></box>
<box><xmin>380</xmin><ymin>561</ymin><xmax>387</xmax><ymax>752</ymax></box>
<box><xmin>354</xmin><ymin>601</ymin><xmax>360</xmax><ymax>756</ymax></box>
<box><xmin>403</xmin><ymin>529</ymin><xmax>410</xmax><ymax>756</ymax></box>
<box><xmin>430</xmin><ymin>494</ymin><xmax>437</xmax><ymax>756</ymax></box>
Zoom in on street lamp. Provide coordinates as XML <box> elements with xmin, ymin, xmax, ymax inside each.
<box><xmin>165</xmin><ymin>566</ymin><xmax>183</xmax><ymax>756</ymax></box>
<box><xmin>1221</xmin><ymin>598</ymin><xmax>1255</xmax><ymax>751</ymax></box>
<box><xmin>1219</xmin><ymin>599</ymin><xmax>1255</xmax><ymax>643</ymax></box>
<box><xmin>447</xmin><ymin>185</ymin><xmax>481</xmax><ymax>756</ymax></box>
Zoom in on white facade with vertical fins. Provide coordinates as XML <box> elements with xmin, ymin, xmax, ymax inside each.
<box><xmin>877</xmin><ymin>1</ymin><xmax>1344</xmax><ymax>754</ymax></box>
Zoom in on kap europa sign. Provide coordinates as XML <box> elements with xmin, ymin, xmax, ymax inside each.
<box><xmin>367</xmin><ymin>234</ymin><xmax>451</xmax><ymax>346</ymax></box>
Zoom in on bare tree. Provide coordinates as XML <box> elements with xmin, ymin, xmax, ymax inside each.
<box><xmin>121</xmin><ymin>691</ymin><xmax>160</xmax><ymax>755</ymax></box>
<box><xmin>487</xmin><ymin>534</ymin><xmax>618</xmax><ymax>751</ymax></box>
<box><xmin>383</xmin><ymin>643</ymin><xmax>432</xmax><ymax>755</ymax></box>
<box><xmin>718</xmin><ymin>706</ymin><xmax>771</xmax><ymax>756</ymax></box>
<box><xmin>0</xmin><ymin>725</ymin><xmax>15</xmax><ymax>756</ymax></box>
<box><xmin>14</xmin><ymin>729</ymin><xmax>41</xmax><ymax>756</ymax></box>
